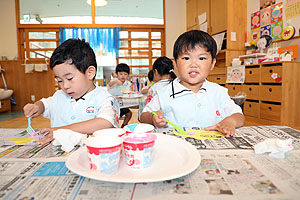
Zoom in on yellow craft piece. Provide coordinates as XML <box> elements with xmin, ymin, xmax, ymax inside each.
<box><xmin>4</xmin><ymin>137</ymin><xmax>35</xmax><ymax>144</ymax></box>
<box><xmin>173</xmin><ymin>129</ymin><xmax>225</xmax><ymax>140</ymax></box>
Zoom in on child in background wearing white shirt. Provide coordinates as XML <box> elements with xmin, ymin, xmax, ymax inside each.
<box><xmin>23</xmin><ymin>39</ymin><xmax>120</xmax><ymax>145</ymax></box>
<box><xmin>140</xmin><ymin>30</ymin><xmax>244</xmax><ymax>137</ymax></box>
<box><xmin>149</xmin><ymin>56</ymin><xmax>177</xmax><ymax>97</ymax></box>
<box><xmin>141</xmin><ymin>69</ymin><xmax>154</xmax><ymax>95</ymax></box>
<box><xmin>107</xmin><ymin>63</ymin><xmax>132</xmax><ymax>128</ymax></box>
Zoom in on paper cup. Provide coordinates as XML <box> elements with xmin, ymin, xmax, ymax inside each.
<box><xmin>85</xmin><ymin>134</ymin><xmax>122</xmax><ymax>174</ymax></box>
<box><xmin>123</xmin><ymin>133</ymin><xmax>157</xmax><ymax>169</ymax></box>
<box><xmin>123</xmin><ymin>123</ymin><xmax>154</xmax><ymax>134</ymax></box>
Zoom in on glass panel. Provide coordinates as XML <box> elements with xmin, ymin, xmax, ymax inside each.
<box><xmin>19</xmin><ymin>0</ymin><xmax>92</xmax><ymax>24</ymax></box>
<box><xmin>132</xmin><ymin>50</ymin><xmax>149</xmax><ymax>57</ymax></box>
<box><xmin>132</xmin><ymin>59</ymin><xmax>149</xmax><ymax>66</ymax></box>
<box><xmin>131</xmin><ymin>32</ymin><xmax>149</xmax><ymax>39</ymax></box>
<box><xmin>95</xmin><ymin>0</ymin><xmax>164</xmax><ymax>25</ymax></box>
<box><xmin>131</xmin><ymin>67</ymin><xmax>149</xmax><ymax>75</ymax></box>
<box><xmin>29</xmin><ymin>41</ymin><xmax>56</xmax><ymax>49</ymax></box>
<box><xmin>119</xmin><ymin>59</ymin><xmax>130</xmax><ymax>65</ymax></box>
<box><xmin>119</xmin><ymin>50</ymin><xmax>130</xmax><ymax>57</ymax></box>
<box><xmin>132</xmin><ymin>41</ymin><xmax>148</xmax><ymax>48</ymax></box>
<box><xmin>120</xmin><ymin>40</ymin><xmax>128</xmax><ymax>48</ymax></box>
<box><xmin>151</xmin><ymin>32</ymin><xmax>161</xmax><ymax>39</ymax></box>
<box><xmin>30</xmin><ymin>51</ymin><xmax>53</xmax><ymax>58</ymax></box>
<box><xmin>29</xmin><ymin>32</ymin><xmax>56</xmax><ymax>39</ymax></box>
<box><xmin>152</xmin><ymin>41</ymin><xmax>161</xmax><ymax>48</ymax></box>
<box><xmin>152</xmin><ymin>50</ymin><xmax>161</xmax><ymax>57</ymax></box>
<box><xmin>119</xmin><ymin>31</ymin><xmax>128</xmax><ymax>39</ymax></box>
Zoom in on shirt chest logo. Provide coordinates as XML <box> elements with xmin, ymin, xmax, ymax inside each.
<box><xmin>86</xmin><ymin>106</ymin><xmax>95</xmax><ymax>114</ymax></box>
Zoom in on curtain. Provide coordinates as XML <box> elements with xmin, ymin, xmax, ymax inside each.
<box><xmin>59</xmin><ymin>27</ymin><xmax>120</xmax><ymax>57</ymax></box>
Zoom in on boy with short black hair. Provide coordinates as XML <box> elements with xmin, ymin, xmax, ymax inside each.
<box><xmin>24</xmin><ymin>39</ymin><xmax>120</xmax><ymax>145</ymax></box>
<box><xmin>107</xmin><ymin>63</ymin><xmax>132</xmax><ymax>128</ymax></box>
<box><xmin>140</xmin><ymin>30</ymin><xmax>244</xmax><ymax>137</ymax></box>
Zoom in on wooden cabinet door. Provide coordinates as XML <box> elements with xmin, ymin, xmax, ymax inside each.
<box><xmin>187</xmin><ymin>0</ymin><xmax>198</xmax><ymax>29</ymax></box>
<box><xmin>196</xmin><ymin>0</ymin><xmax>210</xmax><ymax>31</ymax></box>
<box><xmin>210</xmin><ymin>0</ymin><xmax>227</xmax><ymax>34</ymax></box>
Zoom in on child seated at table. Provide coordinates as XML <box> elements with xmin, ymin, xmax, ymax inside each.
<box><xmin>107</xmin><ymin>63</ymin><xmax>132</xmax><ymax>128</ymax></box>
<box><xmin>141</xmin><ymin>69</ymin><xmax>154</xmax><ymax>95</ymax></box>
<box><xmin>149</xmin><ymin>56</ymin><xmax>177</xmax><ymax>96</ymax></box>
<box><xmin>23</xmin><ymin>39</ymin><xmax>120</xmax><ymax>145</ymax></box>
<box><xmin>140</xmin><ymin>30</ymin><xmax>244</xmax><ymax>137</ymax></box>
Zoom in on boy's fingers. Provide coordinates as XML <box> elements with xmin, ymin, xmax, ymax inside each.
<box><xmin>204</xmin><ymin>125</ymin><xmax>216</xmax><ymax>131</ymax></box>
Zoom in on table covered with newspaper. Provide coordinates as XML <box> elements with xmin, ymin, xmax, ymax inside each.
<box><xmin>0</xmin><ymin>126</ymin><xmax>300</xmax><ymax>200</ymax></box>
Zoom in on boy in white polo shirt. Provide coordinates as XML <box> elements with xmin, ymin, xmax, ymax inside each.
<box><xmin>140</xmin><ymin>30</ymin><xmax>244</xmax><ymax>137</ymax></box>
<box><xmin>23</xmin><ymin>39</ymin><xmax>120</xmax><ymax>145</ymax></box>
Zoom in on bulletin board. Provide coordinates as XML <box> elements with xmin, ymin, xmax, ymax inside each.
<box><xmin>250</xmin><ymin>0</ymin><xmax>300</xmax><ymax>43</ymax></box>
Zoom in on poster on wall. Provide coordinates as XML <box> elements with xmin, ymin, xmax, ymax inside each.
<box><xmin>260</xmin><ymin>0</ymin><xmax>276</xmax><ymax>9</ymax></box>
<box><xmin>260</xmin><ymin>24</ymin><xmax>271</xmax><ymax>36</ymax></box>
<box><xmin>226</xmin><ymin>66</ymin><xmax>245</xmax><ymax>84</ymax></box>
<box><xmin>251</xmin><ymin>28</ymin><xmax>260</xmax><ymax>43</ymax></box>
<box><xmin>260</xmin><ymin>6</ymin><xmax>271</xmax><ymax>26</ymax></box>
<box><xmin>286</xmin><ymin>0</ymin><xmax>300</xmax><ymax>19</ymax></box>
<box><xmin>271</xmin><ymin>2</ymin><xmax>283</xmax><ymax>23</ymax></box>
<box><xmin>251</xmin><ymin>11</ymin><xmax>261</xmax><ymax>29</ymax></box>
<box><xmin>271</xmin><ymin>21</ymin><xmax>283</xmax><ymax>40</ymax></box>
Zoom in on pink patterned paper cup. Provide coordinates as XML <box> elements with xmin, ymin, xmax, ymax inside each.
<box><xmin>85</xmin><ymin>134</ymin><xmax>122</xmax><ymax>174</ymax></box>
<box><xmin>123</xmin><ymin>133</ymin><xmax>157</xmax><ymax>169</ymax></box>
<box><xmin>123</xmin><ymin>123</ymin><xmax>154</xmax><ymax>134</ymax></box>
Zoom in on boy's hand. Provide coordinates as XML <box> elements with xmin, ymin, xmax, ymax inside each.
<box><xmin>152</xmin><ymin>110</ymin><xmax>167</xmax><ymax>128</ymax></box>
<box><xmin>204</xmin><ymin>117</ymin><xmax>236</xmax><ymax>137</ymax></box>
<box><xmin>38</xmin><ymin>128</ymin><xmax>55</xmax><ymax>145</ymax></box>
<box><xmin>23</xmin><ymin>103</ymin><xmax>40</xmax><ymax>118</ymax></box>
<box><xmin>115</xmin><ymin>80</ymin><xmax>123</xmax><ymax>85</ymax></box>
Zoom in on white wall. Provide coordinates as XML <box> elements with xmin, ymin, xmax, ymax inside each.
<box><xmin>0</xmin><ymin>0</ymin><xmax>186</xmax><ymax>60</ymax></box>
<box><xmin>0</xmin><ymin>0</ymin><xmax>18</xmax><ymax>60</ymax></box>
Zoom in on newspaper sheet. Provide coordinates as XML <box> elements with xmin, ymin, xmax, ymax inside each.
<box><xmin>157</xmin><ymin>126</ymin><xmax>300</xmax><ymax>150</ymax></box>
<box><xmin>132</xmin><ymin>150</ymin><xmax>300</xmax><ymax>200</ymax></box>
<box><xmin>0</xmin><ymin>161</ymin><xmax>133</xmax><ymax>200</ymax></box>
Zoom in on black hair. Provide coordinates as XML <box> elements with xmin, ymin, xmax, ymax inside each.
<box><xmin>173</xmin><ymin>30</ymin><xmax>217</xmax><ymax>61</ymax></box>
<box><xmin>115</xmin><ymin>63</ymin><xmax>130</xmax><ymax>74</ymax></box>
<box><xmin>152</xmin><ymin>56</ymin><xmax>177</xmax><ymax>80</ymax></box>
<box><xmin>148</xmin><ymin>69</ymin><xmax>154</xmax><ymax>82</ymax></box>
<box><xmin>50</xmin><ymin>38</ymin><xmax>97</xmax><ymax>79</ymax></box>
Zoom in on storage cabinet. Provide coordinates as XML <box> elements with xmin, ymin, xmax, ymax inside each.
<box><xmin>0</xmin><ymin>98</ymin><xmax>11</xmax><ymax>113</ymax></box>
<box><xmin>226</xmin><ymin>62</ymin><xmax>300</xmax><ymax>128</ymax></box>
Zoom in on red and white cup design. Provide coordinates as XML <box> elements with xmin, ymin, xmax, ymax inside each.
<box><xmin>85</xmin><ymin>134</ymin><xmax>122</xmax><ymax>174</ymax></box>
<box><xmin>123</xmin><ymin>133</ymin><xmax>157</xmax><ymax>169</ymax></box>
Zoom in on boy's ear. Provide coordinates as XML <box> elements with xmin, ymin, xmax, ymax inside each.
<box><xmin>86</xmin><ymin>66</ymin><xmax>96</xmax><ymax>80</ymax></box>
<box><xmin>210</xmin><ymin>59</ymin><xmax>216</xmax><ymax>71</ymax></box>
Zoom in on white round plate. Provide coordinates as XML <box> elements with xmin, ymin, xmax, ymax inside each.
<box><xmin>116</xmin><ymin>94</ymin><xmax>143</xmax><ymax>99</ymax></box>
<box><xmin>66</xmin><ymin>134</ymin><xmax>200</xmax><ymax>183</ymax></box>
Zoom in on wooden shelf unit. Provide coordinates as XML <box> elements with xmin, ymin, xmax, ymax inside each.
<box><xmin>226</xmin><ymin>62</ymin><xmax>300</xmax><ymax>128</ymax></box>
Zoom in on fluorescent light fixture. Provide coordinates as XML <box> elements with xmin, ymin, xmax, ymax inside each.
<box><xmin>86</xmin><ymin>0</ymin><xmax>108</xmax><ymax>7</ymax></box>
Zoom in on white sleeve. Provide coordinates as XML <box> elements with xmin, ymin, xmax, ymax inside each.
<box><xmin>224</xmin><ymin>96</ymin><xmax>243</xmax><ymax>116</ymax></box>
<box><xmin>97</xmin><ymin>97</ymin><xmax>119</xmax><ymax>127</ymax></box>
<box><xmin>142</xmin><ymin>94</ymin><xmax>161</xmax><ymax>113</ymax></box>
<box><xmin>40</xmin><ymin>97</ymin><xmax>52</xmax><ymax>119</ymax></box>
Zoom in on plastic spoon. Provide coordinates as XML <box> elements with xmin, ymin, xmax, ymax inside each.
<box><xmin>152</xmin><ymin>111</ymin><xmax>190</xmax><ymax>135</ymax></box>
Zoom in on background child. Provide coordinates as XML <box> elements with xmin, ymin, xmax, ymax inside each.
<box><xmin>141</xmin><ymin>69</ymin><xmax>154</xmax><ymax>94</ymax></box>
<box><xmin>149</xmin><ymin>56</ymin><xmax>177</xmax><ymax>96</ymax></box>
<box><xmin>23</xmin><ymin>39</ymin><xmax>120</xmax><ymax>145</ymax></box>
<box><xmin>140</xmin><ymin>30</ymin><xmax>244</xmax><ymax>137</ymax></box>
<box><xmin>107</xmin><ymin>63</ymin><xmax>132</xmax><ymax>128</ymax></box>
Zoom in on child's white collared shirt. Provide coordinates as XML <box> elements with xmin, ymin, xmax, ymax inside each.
<box><xmin>142</xmin><ymin>78</ymin><xmax>243</xmax><ymax>128</ymax></box>
<box><xmin>107</xmin><ymin>80</ymin><xmax>131</xmax><ymax>96</ymax></box>
<box><xmin>41</xmin><ymin>85</ymin><xmax>120</xmax><ymax>128</ymax></box>
<box><xmin>149</xmin><ymin>79</ymin><xmax>170</xmax><ymax>95</ymax></box>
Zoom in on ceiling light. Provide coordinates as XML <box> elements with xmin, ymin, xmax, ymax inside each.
<box><xmin>86</xmin><ymin>0</ymin><xmax>108</xmax><ymax>7</ymax></box>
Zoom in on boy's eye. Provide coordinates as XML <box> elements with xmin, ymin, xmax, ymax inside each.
<box><xmin>199</xmin><ymin>57</ymin><xmax>207</xmax><ymax>60</ymax></box>
<box><xmin>183</xmin><ymin>56</ymin><xmax>189</xmax><ymax>60</ymax></box>
<box><xmin>67</xmin><ymin>77</ymin><xmax>73</xmax><ymax>81</ymax></box>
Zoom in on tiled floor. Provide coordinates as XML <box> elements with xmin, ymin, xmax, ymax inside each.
<box><xmin>0</xmin><ymin>111</ymin><xmax>24</xmax><ymax>122</ymax></box>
